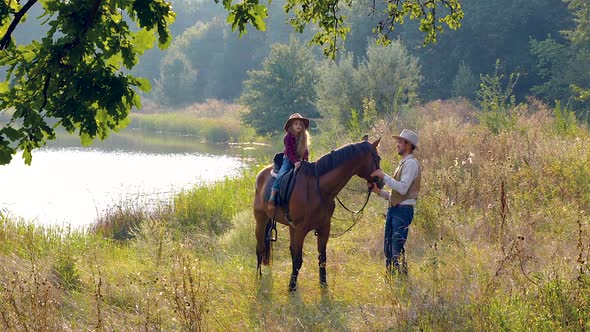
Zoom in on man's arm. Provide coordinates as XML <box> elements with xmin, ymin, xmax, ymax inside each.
<box><xmin>382</xmin><ymin>160</ymin><xmax>419</xmax><ymax>195</ymax></box>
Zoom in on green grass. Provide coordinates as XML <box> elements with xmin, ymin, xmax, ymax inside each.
<box><xmin>126</xmin><ymin>100</ymin><xmax>263</xmax><ymax>143</ymax></box>
<box><xmin>1</xmin><ymin>100</ymin><xmax>590</xmax><ymax>330</ymax></box>
<box><xmin>128</xmin><ymin>112</ymin><xmax>257</xmax><ymax>143</ymax></box>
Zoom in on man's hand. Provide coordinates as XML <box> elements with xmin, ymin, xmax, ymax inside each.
<box><xmin>295</xmin><ymin>161</ymin><xmax>301</xmax><ymax>168</ymax></box>
<box><xmin>370</xmin><ymin>169</ymin><xmax>385</xmax><ymax>179</ymax></box>
<box><xmin>367</xmin><ymin>182</ymin><xmax>381</xmax><ymax>194</ymax></box>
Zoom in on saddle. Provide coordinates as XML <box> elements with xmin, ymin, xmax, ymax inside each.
<box><xmin>265</xmin><ymin>152</ymin><xmax>298</xmax><ymax>208</ymax></box>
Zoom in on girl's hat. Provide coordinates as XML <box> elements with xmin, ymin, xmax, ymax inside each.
<box><xmin>284</xmin><ymin>113</ymin><xmax>310</xmax><ymax>132</ymax></box>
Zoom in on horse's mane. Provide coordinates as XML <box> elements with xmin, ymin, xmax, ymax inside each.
<box><xmin>299</xmin><ymin>141</ymin><xmax>374</xmax><ymax>177</ymax></box>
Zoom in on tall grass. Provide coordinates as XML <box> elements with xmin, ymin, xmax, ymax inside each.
<box><xmin>1</xmin><ymin>99</ymin><xmax>590</xmax><ymax>330</ymax></box>
<box><xmin>173</xmin><ymin>171</ymin><xmax>256</xmax><ymax>235</ymax></box>
<box><xmin>128</xmin><ymin>99</ymin><xmax>259</xmax><ymax>143</ymax></box>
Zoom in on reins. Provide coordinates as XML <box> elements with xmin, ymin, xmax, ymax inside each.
<box><xmin>335</xmin><ymin>187</ymin><xmax>372</xmax><ymax>215</ymax></box>
<box><xmin>328</xmin><ymin>187</ymin><xmax>372</xmax><ymax>238</ymax></box>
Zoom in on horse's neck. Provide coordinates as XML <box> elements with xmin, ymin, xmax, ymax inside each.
<box><xmin>319</xmin><ymin>158</ymin><xmax>361</xmax><ymax>199</ymax></box>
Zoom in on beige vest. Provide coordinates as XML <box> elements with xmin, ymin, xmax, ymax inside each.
<box><xmin>389</xmin><ymin>156</ymin><xmax>422</xmax><ymax>206</ymax></box>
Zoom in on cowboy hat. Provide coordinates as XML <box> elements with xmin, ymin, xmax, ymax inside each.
<box><xmin>393</xmin><ymin>129</ymin><xmax>419</xmax><ymax>149</ymax></box>
<box><xmin>284</xmin><ymin>113</ymin><xmax>310</xmax><ymax>132</ymax></box>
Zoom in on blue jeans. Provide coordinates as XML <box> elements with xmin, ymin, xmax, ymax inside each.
<box><xmin>384</xmin><ymin>205</ymin><xmax>414</xmax><ymax>272</ymax></box>
<box><xmin>272</xmin><ymin>156</ymin><xmax>293</xmax><ymax>192</ymax></box>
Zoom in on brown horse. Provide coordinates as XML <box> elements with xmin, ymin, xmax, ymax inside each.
<box><xmin>254</xmin><ymin>137</ymin><xmax>381</xmax><ymax>292</ymax></box>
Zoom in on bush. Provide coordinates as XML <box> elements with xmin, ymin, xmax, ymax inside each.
<box><xmin>476</xmin><ymin>59</ymin><xmax>519</xmax><ymax>134</ymax></box>
<box><xmin>92</xmin><ymin>203</ymin><xmax>147</xmax><ymax>241</ymax></box>
<box><xmin>553</xmin><ymin>100</ymin><xmax>580</xmax><ymax>137</ymax></box>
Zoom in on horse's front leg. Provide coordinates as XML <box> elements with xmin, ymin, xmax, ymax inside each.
<box><xmin>288</xmin><ymin>227</ymin><xmax>306</xmax><ymax>292</ymax></box>
<box><xmin>317</xmin><ymin>223</ymin><xmax>330</xmax><ymax>287</ymax></box>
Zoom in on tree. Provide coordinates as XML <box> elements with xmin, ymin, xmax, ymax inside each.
<box><xmin>317</xmin><ymin>39</ymin><xmax>421</xmax><ymax>123</ymax></box>
<box><xmin>0</xmin><ymin>0</ymin><xmax>174</xmax><ymax>164</ymax></box>
<box><xmin>451</xmin><ymin>61</ymin><xmax>477</xmax><ymax>100</ymax></box>
<box><xmin>154</xmin><ymin>18</ymin><xmax>268</xmax><ymax>105</ymax></box>
<box><xmin>218</xmin><ymin>0</ymin><xmax>464</xmax><ymax>58</ymax></box>
<box><xmin>316</xmin><ymin>53</ymin><xmax>366</xmax><ymax>123</ymax></box>
<box><xmin>362</xmin><ymin>39</ymin><xmax>422</xmax><ymax>114</ymax></box>
<box><xmin>154</xmin><ymin>51</ymin><xmax>198</xmax><ymax>105</ymax></box>
<box><xmin>240</xmin><ymin>38</ymin><xmax>319</xmax><ymax>135</ymax></box>
<box><xmin>530</xmin><ymin>0</ymin><xmax>590</xmax><ymax>118</ymax></box>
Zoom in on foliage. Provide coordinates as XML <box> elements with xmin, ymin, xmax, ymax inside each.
<box><xmin>476</xmin><ymin>59</ymin><xmax>519</xmax><ymax>134</ymax></box>
<box><xmin>173</xmin><ymin>171</ymin><xmax>254</xmax><ymax>234</ymax></box>
<box><xmin>362</xmin><ymin>39</ymin><xmax>422</xmax><ymax>114</ymax></box>
<box><xmin>552</xmin><ymin>100</ymin><xmax>580</xmax><ymax>137</ymax></box>
<box><xmin>240</xmin><ymin>38</ymin><xmax>319</xmax><ymax>135</ymax></box>
<box><xmin>154</xmin><ymin>18</ymin><xmax>268</xmax><ymax>105</ymax></box>
<box><xmin>530</xmin><ymin>36</ymin><xmax>590</xmax><ymax>114</ymax></box>
<box><xmin>347</xmin><ymin>98</ymin><xmax>377</xmax><ymax>141</ymax></box>
<box><xmin>317</xmin><ymin>39</ymin><xmax>421</xmax><ymax>126</ymax></box>
<box><xmin>451</xmin><ymin>61</ymin><xmax>477</xmax><ymax>100</ymax></box>
<box><xmin>129</xmin><ymin>112</ymin><xmax>250</xmax><ymax>142</ymax></box>
<box><xmin>316</xmin><ymin>53</ymin><xmax>366</xmax><ymax>124</ymax></box>
<box><xmin>0</xmin><ymin>0</ymin><xmax>175</xmax><ymax>165</ymax></box>
<box><xmin>395</xmin><ymin>0</ymin><xmax>570</xmax><ymax>101</ymax></box>
<box><xmin>530</xmin><ymin>0</ymin><xmax>590</xmax><ymax>119</ymax></box>
<box><xmin>154</xmin><ymin>51</ymin><xmax>198</xmax><ymax>105</ymax></box>
<box><xmin>219</xmin><ymin>0</ymin><xmax>464</xmax><ymax>57</ymax></box>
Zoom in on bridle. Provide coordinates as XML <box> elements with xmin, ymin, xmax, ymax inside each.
<box><xmin>329</xmin><ymin>148</ymin><xmax>383</xmax><ymax>238</ymax></box>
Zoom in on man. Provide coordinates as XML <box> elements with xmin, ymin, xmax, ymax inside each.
<box><xmin>369</xmin><ymin>129</ymin><xmax>421</xmax><ymax>276</ymax></box>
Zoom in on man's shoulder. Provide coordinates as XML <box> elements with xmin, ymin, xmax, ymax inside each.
<box><xmin>404</xmin><ymin>157</ymin><xmax>420</xmax><ymax>170</ymax></box>
<box><xmin>405</xmin><ymin>156</ymin><xmax>420</xmax><ymax>165</ymax></box>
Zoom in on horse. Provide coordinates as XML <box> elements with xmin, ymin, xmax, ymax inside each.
<box><xmin>253</xmin><ymin>137</ymin><xmax>382</xmax><ymax>292</ymax></box>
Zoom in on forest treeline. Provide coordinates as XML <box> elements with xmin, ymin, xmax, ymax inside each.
<box><xmin>10</xmin><ymin>0</ymin><xmax>590</xmax><ymax>129</ymax></box>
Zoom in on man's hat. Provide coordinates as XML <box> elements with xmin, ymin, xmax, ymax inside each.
<box><xmin>284</xmin><ymin>113</ymin><xmax>310</xmax><ymax>132</ymax></box>
<box><xmin>393</xmin><ymin>129</ymin><xmax>419</xmax><ymax>149</ymax></box>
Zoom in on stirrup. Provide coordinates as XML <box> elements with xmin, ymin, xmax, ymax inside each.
<box><xmin>266</xmin><ymin>224</ymin><xmax>277</xmax><ymax>242</ymax></box>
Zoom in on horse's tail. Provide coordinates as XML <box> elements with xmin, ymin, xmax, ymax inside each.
<box><xmin>255</xmin><ymin>166</ymin><xmax>273</xmax><ymax>271</ymax></box>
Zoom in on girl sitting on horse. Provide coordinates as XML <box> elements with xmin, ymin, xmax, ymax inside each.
<box><xmin>268</xmin><ymin>113</ymin><xmax>311</xmax><ymax>210</ymax></box>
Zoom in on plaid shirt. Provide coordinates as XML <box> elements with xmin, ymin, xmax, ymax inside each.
<box><xmin>284</xmin><ymin>132</ymin><xmax>309</xmax><ymax>163</ymax></box>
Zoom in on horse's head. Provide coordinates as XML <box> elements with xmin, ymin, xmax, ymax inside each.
<box><xmin>359</xmin><ymin>136</ymin><xmax>383</xmax><ymax>189</ymax></box>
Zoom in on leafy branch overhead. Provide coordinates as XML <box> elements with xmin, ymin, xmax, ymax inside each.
<box><xmin>218</xmin><ymin>0</ymin><xmax>464</xmax><ymax>58</ymax></box>
<box><xmin>0</xmin><ymin>0</ymin><xmax>174</xmax><ymax>165</ymax></box>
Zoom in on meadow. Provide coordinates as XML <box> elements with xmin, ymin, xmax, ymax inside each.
<box><xmin>1</xmin><ymin>99</ymin><xmax>589</xmax><ymax>330</ymax></box>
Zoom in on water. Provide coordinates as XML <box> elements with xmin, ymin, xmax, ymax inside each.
<box><xmin>0</xmin><ymin>131</ymin><xmax>249</xmax><ymax>227</ymax></box>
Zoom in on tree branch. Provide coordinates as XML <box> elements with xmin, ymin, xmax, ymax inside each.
<box><xmin>63</xmin><ymin>0</ymin><xmax>103</xmax><ymax>51</ymax></box>
<box><xmin>0</xmin><ymin>0</ymin><xmax>38</xmax><ymax>50</ymax></box>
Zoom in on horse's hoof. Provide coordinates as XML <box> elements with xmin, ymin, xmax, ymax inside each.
<box><xmin>288</xmin><ymin>284</ymin><xmax>297</xmax><ymax>292</ymax></box>
<box><xmin>320</xmin><ymin>281</ymin><xmax>328</xmax><ymax>288</ymax></box>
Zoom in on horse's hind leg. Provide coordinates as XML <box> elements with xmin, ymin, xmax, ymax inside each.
<box><xmin>317</xmin><ymin>224</ymin><xmax>330</xmax><ymax>287</ymax></box>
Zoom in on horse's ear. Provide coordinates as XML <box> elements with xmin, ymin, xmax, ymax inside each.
<box><xmin>372</xmin><ymin>137</ymin><xmax>382</xmax><ymax>147</ymax></box>
<box><xmin>362</xmin><ymin>134</ymin><xmax>369</xmax><ymax>142</ymax></box>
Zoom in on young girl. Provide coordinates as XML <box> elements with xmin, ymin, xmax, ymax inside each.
<box><xmin>268</xmin><ymin>113</ymin><xmax>311</xmax><ymax>210</ymax></box>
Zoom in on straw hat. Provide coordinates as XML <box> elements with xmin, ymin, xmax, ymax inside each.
<box><xmin>393</xmin><ymin>129</ymin><xmax>419</xmax><ymax>149</ymax></box>
<box><xmin>284</xmin><ymin>113</ymin><xmax>310</xmax><ymax>132</ymax></box>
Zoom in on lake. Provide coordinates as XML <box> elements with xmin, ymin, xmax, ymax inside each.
<box><xmin>0</xmin><ymin>131</ymin><xmax>255</xmax><ymax>227</ymax></box>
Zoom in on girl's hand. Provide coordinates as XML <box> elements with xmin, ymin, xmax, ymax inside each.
<box><xmin>295</xmin><ymin>161</ymin><xmax>301</xmax><ymax>168</ymax></box>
